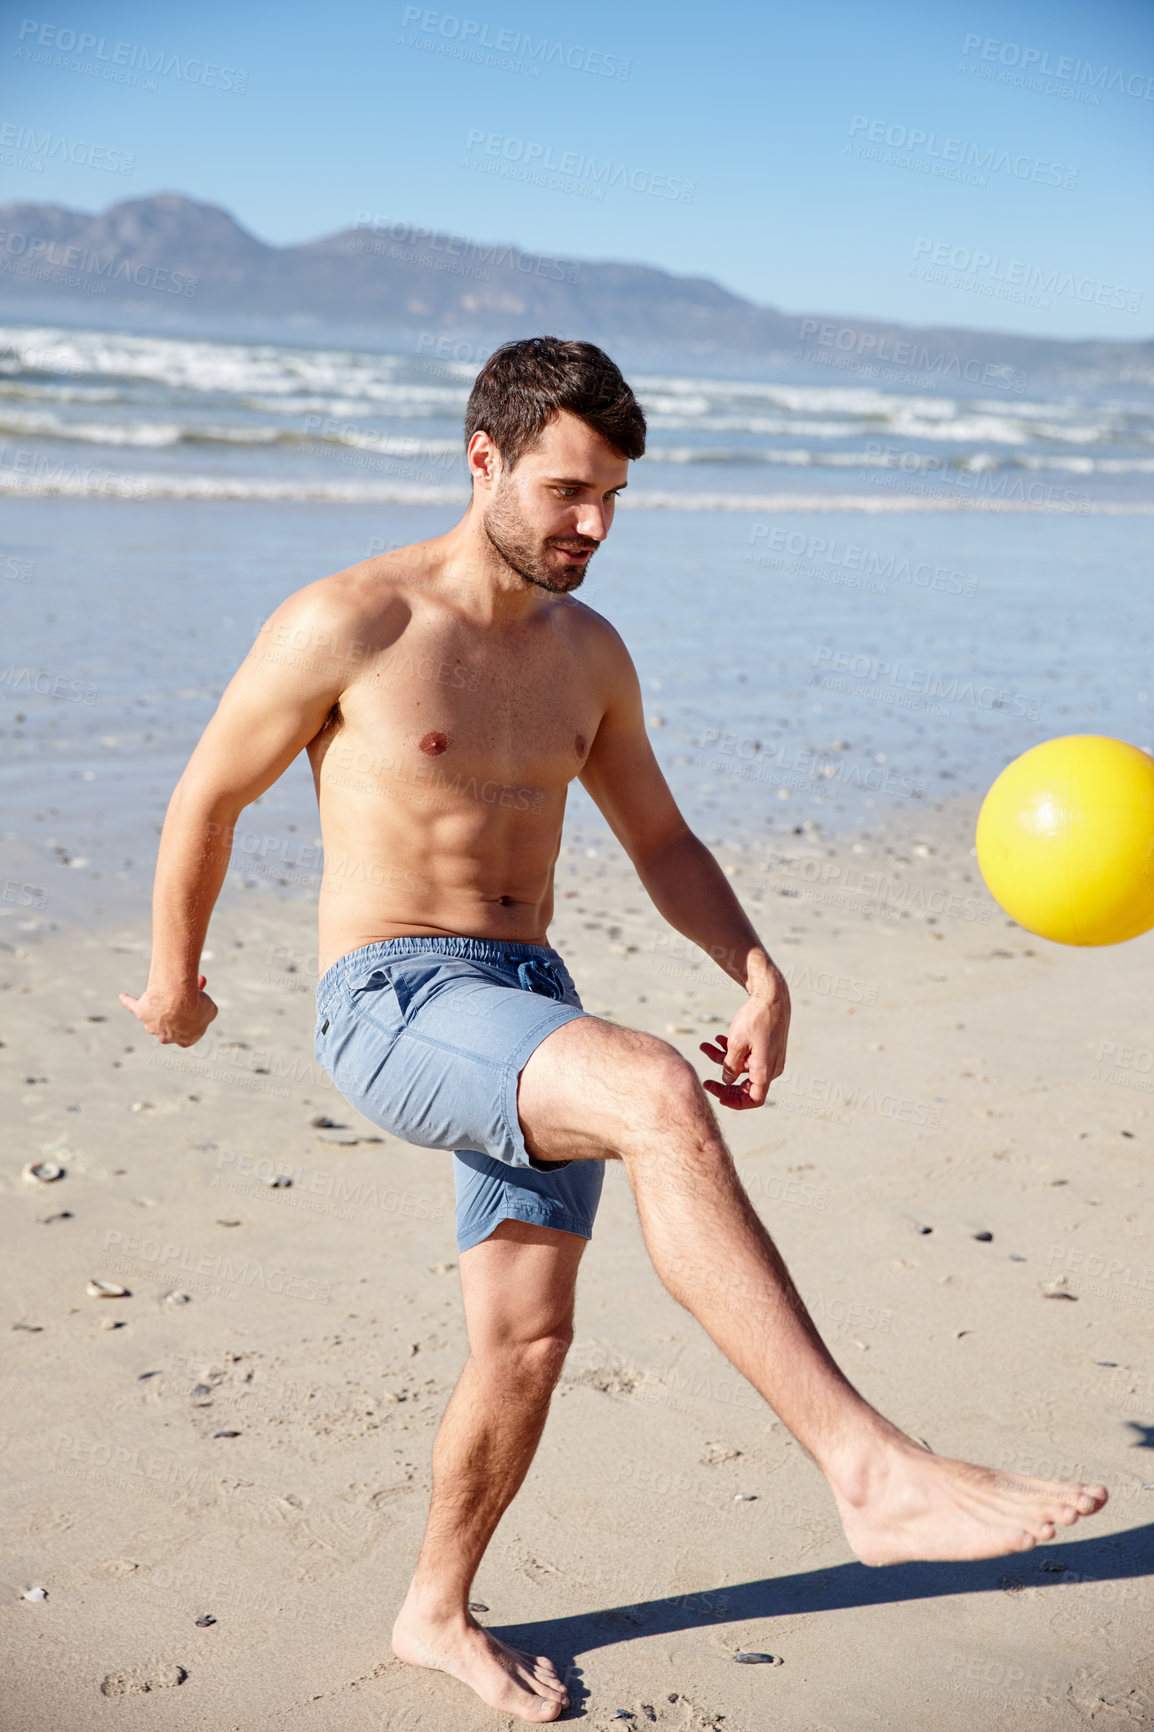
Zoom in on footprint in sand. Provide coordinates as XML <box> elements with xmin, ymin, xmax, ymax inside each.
<box><xmin>100</xmin><ymin>1662</ymin><xmax>186</xmax><ymax>1696</ymax></box>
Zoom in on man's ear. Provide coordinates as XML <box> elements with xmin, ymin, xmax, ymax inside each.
<box><xmin>467</xmin><ymin>429</ymin><xmax>500</xmax><ymax>490</ymax></box>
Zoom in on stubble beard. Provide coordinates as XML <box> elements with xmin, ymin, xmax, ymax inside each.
<box><xmin>482</xmin><ymin>484</ymin><xmax>598</xmax><ymax>594</ymax></box>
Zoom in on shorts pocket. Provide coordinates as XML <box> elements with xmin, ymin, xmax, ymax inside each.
<box><xmin>345</xmin><ymin>961</ymin><xmax>411</xmax><ymax>1023</ymax></box>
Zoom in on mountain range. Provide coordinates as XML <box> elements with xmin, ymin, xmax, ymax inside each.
<box><xmin>1</xmin><ymin>192</ymin><xmax>1150</xmax><ymax>382</ymax></box>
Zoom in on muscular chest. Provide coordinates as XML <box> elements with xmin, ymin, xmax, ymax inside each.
<box><xmin>322</xmin><ymin>618</ymin><xmax>599</xmax><ymax>796</ymax></box>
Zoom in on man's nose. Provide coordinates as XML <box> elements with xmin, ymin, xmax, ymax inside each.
<box><xmin>572</xmin><ymin>504</ymin><xmax>608</xmax><ymax>541</ymax></box>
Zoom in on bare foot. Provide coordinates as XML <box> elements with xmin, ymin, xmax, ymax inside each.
<box><xmin>392</xmin><ymin>1595</ymin><xmax>568</xmax><ymax>1723</ymax></box>
<box><xmin>830</xmin><ymin>1432</ymin><xmax>1108</xmax><ymax>1566</ymax></box>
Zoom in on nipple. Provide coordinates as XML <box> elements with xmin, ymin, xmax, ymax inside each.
<box><xmin>419</xmin><ymin>731</ymin><xmax>449</xmax><ymax>756</ymax></box>
<box><xmin>575</xmin><ymin>734</ymin><xmax>587</xmax><ymax>757</ymax></box>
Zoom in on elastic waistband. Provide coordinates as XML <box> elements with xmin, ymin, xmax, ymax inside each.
<box><xmin>316</xmin><ymin>934</ymin><xmax>565</xmax><ymax>1012</ymax></box>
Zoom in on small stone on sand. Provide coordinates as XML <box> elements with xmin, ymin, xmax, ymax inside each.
<box><xmin>23</xmin><ymin>1161</ymin><xmax>64</xmax><ymax>1183</ymax></box>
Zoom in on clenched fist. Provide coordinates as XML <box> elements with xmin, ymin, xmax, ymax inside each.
<box><xmin>119</xmin><ymin>973</ymin><xmax>218</xmax><ymax>1047</ymax></box>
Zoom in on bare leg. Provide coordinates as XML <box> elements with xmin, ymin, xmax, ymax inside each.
<box><xmin>517</xmin><ymin>1018</ymin><xmax>1108</xmax><ymax>1564</ymax></box>
<box><xmin>391</xmin><ymin>1218</ymin><xmax>584</xmax><ymax>1722</ymax></box>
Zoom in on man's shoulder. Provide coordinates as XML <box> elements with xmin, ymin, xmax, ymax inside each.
<box><xmin>323</xmin><ymin>540</ymin><xmax>436</xmax><ymax>607</ymax></box>
<box><xmin>557</xmin><ymin>593</ymin><xmax>621</xmax><ymax>641</ymax></box>
<box><xmin>558</xmin><ymin>595</ymin><xmax>633</xmax><ymax>667</ymax></box>
<box><xmin>271</xmin><ymin>542</ymin><xmax>437</xmax><ymax>635</ymax></box>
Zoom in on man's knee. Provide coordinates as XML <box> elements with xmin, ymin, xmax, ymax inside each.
<box><xmin>638</xmin><ymin>1040</ymin><xmax>708</xmax><ymax>1124</ymax></box>
<box><xmin>480</xmin><ymin>1329</ymin><xmax>573</xmax><ymax>1391</ymax></box>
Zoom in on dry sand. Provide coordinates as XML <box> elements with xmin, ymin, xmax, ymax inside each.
<box><xmin>2</xmin><ymin>794</ymin><xmax>1152</xmax><ymax>1730</ymax></box>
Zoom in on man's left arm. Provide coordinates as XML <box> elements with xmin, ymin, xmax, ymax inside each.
<box><xmin>578</xmin><ymin>623</ymin><xmax>789</xmax><ymax>1109</ymax></box>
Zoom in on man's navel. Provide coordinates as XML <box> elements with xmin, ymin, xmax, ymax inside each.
<box><xmin>419</xmin><ymin>731</ymin><xmax>450</xmax><ymax>756</ymax></box>
<box><xmin>575</xmin><ymin>734</ymin><xmax>587</xmax><ymax>758</ymax></box>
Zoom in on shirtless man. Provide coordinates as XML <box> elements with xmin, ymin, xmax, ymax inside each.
<box><xmin>122</xmin><ymin>337</ymin><xmax>1107</xmax><ymax>1724</ymax></box>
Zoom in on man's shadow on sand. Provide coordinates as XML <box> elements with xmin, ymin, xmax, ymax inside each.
<box><xmin>489</xmin><ymin>1521</ymin><xmax>1154</xmax><ymax>1715</ymax></box>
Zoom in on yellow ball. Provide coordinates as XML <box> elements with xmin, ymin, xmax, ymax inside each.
<box><xmin>976</xmin><ymin>735</ymin><xmax>1154</xmax><ymax>946</ymax></box>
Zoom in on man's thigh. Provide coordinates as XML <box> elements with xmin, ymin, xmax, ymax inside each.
<box><xmin>516</xmin><ymin>1014</ymin><xmax>692</xmax><ymax>1166</ymax></box>
<box><xmin>459</xmin><ymin>1219</ymin><xmax>588</xmax><ymax>1351</ymax></box>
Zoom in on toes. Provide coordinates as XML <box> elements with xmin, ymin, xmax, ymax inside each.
<box><xmin>1013</xmin><ymin>1529</ymin><xmax>1037</xmax><ymax>1552</ymax></box>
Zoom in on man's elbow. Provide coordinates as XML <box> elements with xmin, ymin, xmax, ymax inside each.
<box><xmin>167</xmin><ymin>772</ymin><xmax>249</xmax><ymax>841</ymax></box>
<box><xmin>632</xmin><ymin>819</ymin><xmax>696</xmax><ymax>879</ymax></box>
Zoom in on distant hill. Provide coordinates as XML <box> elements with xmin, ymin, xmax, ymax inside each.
<box><xmin>1</xmin><ymin>192</ymin><xmax>1150</xmax><ymax>383</ymax></box>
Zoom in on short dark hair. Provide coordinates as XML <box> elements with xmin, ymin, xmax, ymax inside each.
<box><xmin>464</xmin><ymin>336</ymin><xmax>646</xmax><ymax>470</ymax></box>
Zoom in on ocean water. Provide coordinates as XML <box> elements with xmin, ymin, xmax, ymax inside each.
<box><xmin>2</xmin><ymin>322</ymin><xmax>1153</xmax><ymax>511</ymax></box>
<box><xmin>1</xmin><ymin>322</ymin><xmax>1150</xmax><ymax>928</ymax></box>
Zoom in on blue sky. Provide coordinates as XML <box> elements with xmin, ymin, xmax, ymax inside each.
<box><xmin>5</xmin><ymin>0</ymin><xmax>1152</xmax><ymax>338</ymax></box>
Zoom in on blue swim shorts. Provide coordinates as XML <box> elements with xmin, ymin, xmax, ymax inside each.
<box><xmin>314</xmin><ymin>936</ymin><xmax>605</xmax><ymax>1254</ymax></box>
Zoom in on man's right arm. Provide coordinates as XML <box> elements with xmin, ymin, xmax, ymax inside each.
<box><xmin>120</xmin><ymin>582</ymin><xmax>363</xmax><ymax>1046</ymax></box>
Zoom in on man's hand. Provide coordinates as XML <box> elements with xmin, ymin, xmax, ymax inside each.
<box><xmin>699</xmin><ymin>971</ymin><xmax>791</xmax><ymax>1110</ymax></box>
<box><xmin>119</xmin><ymin>974</ymin><xmax>218</xmax><ymax>1047</ymax></box>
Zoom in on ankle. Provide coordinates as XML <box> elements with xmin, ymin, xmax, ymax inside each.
<box><xmin>816</xmin><ymin>1416</ymin><xmax>920</xmax><ymax>1503</ymax></box>
<box><xmin>397</xmin><ymin>1581</ymin><xmax>472</xmax><ymax>1627</ymax></box>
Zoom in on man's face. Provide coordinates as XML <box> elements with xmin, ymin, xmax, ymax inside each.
<box><xmin>472</xmin><ymin>409</ymin><xmax>630</xmax><ymax>594</ymax></box>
